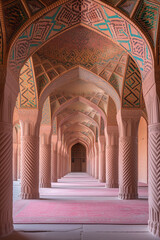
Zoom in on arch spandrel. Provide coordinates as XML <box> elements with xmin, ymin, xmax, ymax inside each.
<box><xmin>41</xmin><ymin>96</ymin><xmax>51</xmax><ymax>125</ymax></box>
<box><xmin>18</xmin><ymin>57</ymin><xmax>38</xmax><ymax>108</ymax></box>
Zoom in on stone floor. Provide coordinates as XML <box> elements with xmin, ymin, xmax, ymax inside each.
<box><xmin>2</xmin><ymin>173</ymin><xmax>158</xmax><ymax>240</ymax></box>
<box><xmin>1</xmin><ymin>224</ymin><xmax>159</xmax><ymax>240</ymax></box>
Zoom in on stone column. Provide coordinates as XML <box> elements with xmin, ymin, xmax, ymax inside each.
<box><xmin>98</xmin><ymin>136</ymin><xmax>105</xmax><ymax>182</ymax></box>
<box><xmin>0</xmin><ymin>122</ymin><xmax>13</xmax><ymax>236</ymax></box>
<box><xmin>39</xmin><ymin>125</ymin><xmax>51</xmax><ymax>188</ymax></box>
<box><xmin>94</xmin><ymin>142</ymin><xmax>99</xmax><ymax>179</ymax></box>
<box><xmin>92</xmin><ymin>147</ymin><xmax>96</xmax><ymax>177</ymax></box>
<box><xmin>61</xmin><ymin>146</ymin><xmax>63</xmax><ymax>177</ymax></box>
<box><xmin>13</xmin><ymin>143</ymin><xmax>18</xmax><ymax>181</ymax></box>
<box><xmin>19</xmin><ymin>110</ymin><xmax>39</xmax><ymax>199</ymax></box>
<box><xmin>64</xmin><ymin>148</ymin><xmax>68</xmax><ymax>176</ymax></box>
<box><xmin>117</xmin><ymin>110</ymin><xmax>141</xmax><ymax>200</ymax></box>
<box><xmin>89</xmin><ymin>148</ymin><xmax>92</xmax><ymax>175</ymax></box>
<box><xmin>87</xmin><ymin>148</ymin><xmax>91</xmax><ymax>175</ymax></box>
<box><xmin>57</xmin><ymin>140</ymin><xmax>62</xmax><ymax>179</ymax></box>
<box><xmin>90</xmin><ymin>148</ymin><xmax>94</xmax><ymax>177</ymax></box>
<box><xmin>51</xmin><ymin>135</ymin><xmax>57</xmax><ymax>182</ymax></box>
<box><xmin>148</xmin><ymin>123</ymin><xmax>160</xmax><ymax>236</ymax></box>
<box><xmin>17</xmin><ymin>143</ymin><xmax>21</xmax><ymax>179</ymax></box>
<box><xmin>106</xmin><ymin>126</ymin><xmax>118</xmax><ymax>188</ymax></box>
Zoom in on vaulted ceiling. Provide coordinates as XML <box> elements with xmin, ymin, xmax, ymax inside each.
<box><xmin>12</xmin><ymin>0</ymin><xmax>158</xmax><ymax>148</ymax></box>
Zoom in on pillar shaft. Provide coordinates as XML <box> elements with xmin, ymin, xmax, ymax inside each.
<box><xmin>13</xmin><ymin>144</ymin><xmax>18</xmax><ymax>181</ymax></box>
<box><xmin>106</xmin><ymin>145</ymin><xmax>118</xmax><ymax>188</ymax></box>
<box><xmin>98</xmin><ymin>136</ymin><xmax>105</xmax><ymax>182</ymax></box>
<box><xmin>117</xmin><ymin>110</ymin><xmax>140</xmax><ymax>200</ymax></box>
<box><xmin>51</xmin><ymin>149</ymin><xmax>57</xmax><ymax>182</ymax></box>
<box><xmin>21</xmin><ymin>136</ymin><xmax>39</xmax><ymax>199</ymax></box>
<box><xmin>148</xmin><ymin>123</ymin><xmax>160</xmax><ymax>236</ymax></box>
<box><xmin>0</xmin><ymin>122</ymin><xmax>13</xmax><ymax>236</ymax></box>
<box><xmin>119</xmin><ymin>136</ymin><xmax>138</xmax><ymax>199</ymax></box>
<box><xmin>95</xmin><ymin>143</ymin><xmax>99</xmax><ymax>179</ymax></box>
<box><xmin>39</xmin><ymin>144</ymin><xmax>51</xmax><ymax>188</ymax></box>
<box><xmin>106</xmin><ymin>127</ymin><xmax>118</xmax><ymax>188</ymax></box>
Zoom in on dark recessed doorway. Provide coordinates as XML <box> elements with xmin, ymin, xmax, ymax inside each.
<box><xmin>71</xmin><ymin>143</ymin><xmax>86</xmax><ymax>172</ymax></box>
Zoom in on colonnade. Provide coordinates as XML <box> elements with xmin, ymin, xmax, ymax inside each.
<box><xmin>12</xmin><ymin>109</ymin><xmax>146</xmax><ymax>204</ymax></box>
<box><xmin>1</xmin><ymin>105</ymin><xmax>159</xmax><ymax>239</ymax></box>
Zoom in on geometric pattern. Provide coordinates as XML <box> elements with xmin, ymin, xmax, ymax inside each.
<box><xmin>36</xmin><ymin>44</ymin><xmax>125</xmax><ymax>97</ymax></box>
<box><xmin>18</xmin><ymin>57</ymin><xmax>37</xmax><ymax>108</ymax></box>
<box><xmin>100</xmin><ymin>117</ymin><xmax>104</xmax><ymax>136</ymax></box>
<box><xmin>107</xmin><ymin>97</ymin><xmax>117</xmax><ymax>126</ymax></box>
<box><xmin>9</xmin><ymin>0</ymin><xmax>153</xmax><ymax>81</ymax></box>
<box><xmin>41</xmin><ymin>97</ymin><xmax>51</xmax><ymax>125</ymax></box>
<box><xmin>36</xmin><ymin>73</ymin><xmax>50</xmax><ymax>96</ymax></box>
<box><xmin>53</xmin><ymin>118</ymin><xmax>57</xmax><ymax>135</ymax></box>
<box><xmin>3</xmin><ymin>0</ymin><xmax>28</xmax><ymax>41</ymax></box>
<box><xmin>122</xmin><ymin>57</ymin><xmax>142</xmax><ymax>108</ymax></box>
<box><xmin>134</xmin><ymin>0</ymin><xmax>159</xmax><ymax>45</ymax></box>
<box><xmin>109</xmin><ymin>73</ymin><xmax>123</xmax><ymax>96</ymax></box>
<box><xmin>50</xmin><ymin>93</ymin><xmax>108</xmax><ymax>119</ymax></box>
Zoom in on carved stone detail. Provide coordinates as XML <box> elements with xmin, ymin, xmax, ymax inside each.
<box><xmin>21</xmin><ymin>136</ymin><xmax>39</xmax><ymax>199</ymax></box>
<box><xmin>119</xmin><ymin>136</ymin><xmax>138</xmax><ymax>199</ymax></box>
<box><xmin>39</xmin><ymin>144</ymin><xmax>51</xmax><ymax>188</ymax></box>
<box><xmin>148</xmin><ymin>123</ymin><xmax>160</xmax><ymax>237</ymax></box>
<box><xmin>106</xmin><ymin>145</ymin><xmax>118</xmax><ymax>188</ymax></box>
<box><xmin>51</xmin><ymin>149</ymin><xmax>57</xmax><ymax>182</ymax></box>
<box><xmin>0</xmin><ymin>122</ymin><xmax>13</xmax><ymax>236</ymax></box>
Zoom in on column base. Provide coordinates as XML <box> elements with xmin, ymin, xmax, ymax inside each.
<box><xmin>148</xmin><ymin>220</ymin><xmax>160</xmax><ymax>237</ymax></box>
<box><xmin>118</xmin><ymin>193</ymin><xmax>138</xmax><ymax>200</ymax></box>
<box><xmin>106</xmin><ymin>183</ymin><xmax>119</xmax><ymax>188</ymax></box>
<box><xmin>40</xmin><ymin>183</ymin><xmax>51</xmax><ymax>188</ymax></box>
<box><xmin>52</xmin><ymin>179</ymin><xmax>57</xmax><ymax>183</ymax></box>
<box><xmin>98</xmin><ymin>179</ymin><xmax>105</xmax><ymax>183</ymax></box>
<box><xmin>0</xmin><ymin>221</ymin><xmax>13</xmax><ymax>237</ymax></box>
<box><xmin>21</xmin><ymin>192</ymin><xmax>39</xmax><ymax>199</ymax></box>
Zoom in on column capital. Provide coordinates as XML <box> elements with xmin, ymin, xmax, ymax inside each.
<box><xmin>116</xmin><ymin>109</ymin><xmax>142</xmax><ymax>137</ymax></box>
<box><xmin>18</xmin><ymin>109</ymin><xmax>39</xmax><ymax>137</ymax></box>
<box><xmin>148</xmin><ymin>122</ymin><xmax>160</xmax><ymax>133</ymax></box>
<box><xmin>106</xmin><ymin>125</ymin><xmax>118</xmax><ymax>135</ymax></box>
<box><xmin>40</xmin><ymin>124</ymin><xmax>51</xmax><ymax>145</ymax></box>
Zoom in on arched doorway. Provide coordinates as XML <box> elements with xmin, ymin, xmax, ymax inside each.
<box><xmin>71</xmin><ymin>143</ymin><xmax>86</xmax><ymax>172</ymax></box>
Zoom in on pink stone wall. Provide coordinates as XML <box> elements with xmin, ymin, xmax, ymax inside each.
<box><xmin>138</xmin><ymin>117</ymin><xmax>148</xmax><ymax>184</ymax></box>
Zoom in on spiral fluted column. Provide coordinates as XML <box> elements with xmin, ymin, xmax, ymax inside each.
<box><xmin>17</xmin><ymin>143</ymin><xmax>21</xmax><ymax>179</ymax></box>
<box><xmin>98</xmin><ymin>136</ymin><xmax>105</xmax><ymax>182</ymax></box>
<box><xmin>51</xmin><ymin>147</ymin><xmax>57</xmax><ymax>182</ymax></box>
<box><xmin>21</xmin><ymin>136</ymin><xmax>39</xmax><ymax>199</ymax></box>
<box><xmin>94</xmin><ymin>143</ymin><xmax>98</xmax><ymax>179</ymax></box>
<box><xmin>0</xmin><ymin>122</ymin><xmax>13</xmax><ymax>236</ymax></box>
<box><xmin>106</xmin><ymin>126</ymin><xmax>118</xmax><ymax>188</ymax></box>
<box><xmin>117</xmin><ymin>110</ymin><xmax>140</xmax><ymax>200</ymax></box>
<box><xmin>13</xmin><ymin>143</ymin><xmax>18</xmax><ymax>181</ymax></box>
<box><xmin>148</xmin><ymin>123</ymin><xmax>160</xmax><ymax>236</ymax></box>
<box><xmin>119</xmin><ymin>136</ymin><xmax>138</xmax><ymax>199</ymax></box>
<box><xmin>39</xmin><ymin>143</ymin><xmax>51</xmax><ymax>188</ymax></box>
<box><xmin>106</xmin><ymin>145</ymin><xmax>118</xmax><ymax>187</ymax></box>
